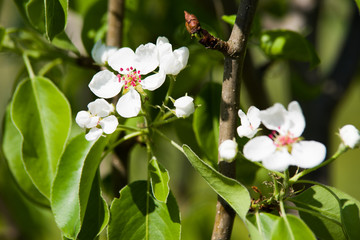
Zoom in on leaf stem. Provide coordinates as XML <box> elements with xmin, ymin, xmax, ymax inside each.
<box><xmin>22</xmin><ymin>53</ymin><xmax>35</xmax><ymax>79</ymax></box>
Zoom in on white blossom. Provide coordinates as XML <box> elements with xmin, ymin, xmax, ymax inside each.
<box><xmin>75</xmin><ymin>99</ymin><xmax>118</xmax><ymax>141</ymax></box>
<box><xmin>219</xmin><ymin>139</ymin><xmax>238</xmax><ymax>162</ymax></box>
<box><xmin>88</xmin><ymin>37</ymin><xmax>189</xmax><ymax>118</ymax></box>
<box><xmin>237</xmin><ymin>106</ymin><xmax>261</xmax><ymax>138</ymax></box>
<box><xmin>339</xmin><ymin>124</ymin><xmax>360</xmax><ymax>149</ymax></box>
<box><xmin>243</xmin><ymin>101</ymin><xmax>326</xmax><ymax>171</ymax></box>
<box><xmin>174</xmin><ymin>96</ymin><xmax>194</xmax><ymax>118</ymax></box>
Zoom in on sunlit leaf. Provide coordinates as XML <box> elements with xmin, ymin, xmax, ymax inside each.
<box><xmin>260</xmin><ymin>30</ymin><xmax>320</xmax><ymax>68</ymax></box>
<box><xmin>247</xmin><ymin>212</ymin><xmax>279</xmax><ymax>240</ymax></box>
<box><xmin>2</xmin><ymin>105</ymin><xmax>49</xmax><ymax>206</ymax></box>
<box><xmin>11</xmin><ymin>77</ymin><xmax>71</xmax><ymax>198</ymax></box>
<box><xmin>149</xmin><ymin>157</ymin><xmax>170</xmax><ymax>203</ymax></box>
<box><xmin>222</xmin><ymin>15</ymin><xmax>236</xmax><ymax>26</ymax></box>
<box><xmin>183</xmin><ymin>145</ymin><xmax>250</xmax><ymax>221</ymax></box>
<box><xmin>108</xmin><ymin>181</ymin><xmax>181</xmax><ymax>240</ymax></box>
<box><xmin>271</xmin><ymin>214</ymin><xmax>315</xmax><ymax>239</ymax></box>
<box><xmin>290</xmin><ymin>185</ymin><xmax>360</xmax><ymax>240</ymax></box>
<box><xmin>51</xmin><ymin>134</ymin><xmax>108</xmax><ymax>239</ymax></box>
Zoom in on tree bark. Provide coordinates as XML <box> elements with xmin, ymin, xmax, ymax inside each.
<box><xmin>212</xmin><ymin>1</ymin><xmax>258</xmax><ymax>239</ymax></box>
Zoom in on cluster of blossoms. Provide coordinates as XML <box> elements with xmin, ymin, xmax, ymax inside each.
<box><xmin>76</xmin><ymin>37</ymin><xmax>191</xmax><ymax>141</ymax></box>
<box><xmin>219</xmin><ymin>101</ymin><xmax>360</xmax><ymax>172</ymax></box>
<box><xmin>237</xmin><ymin>101</ymin><xmax>327</xmax><ymax>171</ymax></box>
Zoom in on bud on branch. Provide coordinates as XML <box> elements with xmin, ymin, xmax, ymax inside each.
<box><xmin>184</xmin><ymin>11</ymin><xmax>229</xmax><ymax>54</ymax></box>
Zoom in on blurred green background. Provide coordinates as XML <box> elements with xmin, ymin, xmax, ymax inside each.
<box><xmin>0</xmin><ymin>0</ymin><xmax>359</xmax><ymax>239</ymax></box>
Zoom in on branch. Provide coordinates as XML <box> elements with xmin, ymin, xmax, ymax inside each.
<box><xmin>106</xmin><ymin>0</ymin><xmax>125</xmax><ymax>47</ymax></box>
<box><xmin>185</xmin><ymin>1</ymin><xmax>258</xmax><ymax>239</ymax></box>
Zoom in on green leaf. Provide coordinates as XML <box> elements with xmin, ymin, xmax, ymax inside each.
<box><xmin>222</xmin><ymin>15</ymin><xmax>236</xmax><ymax>26</ymax></box>
<box><xmin>108</xmin><ymin>181</ymin><xmax>181</xmax><ymax>240</ymax></box>
<box><xmin>13</xmin><ymin>0</ymin><xmax>68</xmax><ymax>40</ymax></box>
<box><xmin>271</xmin><ymin>214</ymin><xmax>315</xmax><ymax>240</ymax></box>
<box><xmin>355</xmin><ymin>0</ymin><xmax>360</xmax><ymax>13</ymax></box>
<box><xmin>51</xmin><ymin>134</ymin><xmax>108</xmax><ymax>239</ymax></box>
<box><xmin>77</xmin><ymin>172</ymin><xmax>109</xmax><ymax>240</ymax></box>
<box><xmin>247</xmin><ymin>212</ymin><xmax>280</xmax><ymax>240</ymax></box>
<box><xmin>182</xmin><ymin>145</ymin><xmax>250</xmax><ymax>221</ymax></box>
<box><xmin>149</xmin><ymin>157</ymin><xmax>170</xmax><ymax>203</ymax></box>
<box><xmin>290</xmin><ymin>185</ymin><xmax>360</xmax><ymax>240</ymax></box>
<box><xmin>326</xmin><ymin>186</ymin><xmax>360</xmax><ymax>240</ymax></box>
<box><xmin>11</xmin><ymin>77</ymin><xmax>71</xmax><ymax>198</ymax></box>
<box><xmin>193</xmin><ymin>82</ymin><xmax>221</xmax><ymax>165</ymax></box>
<box><xmin>45</xmin><ymin>0</ymin><xmax>68</xmax><ymax>40</ymax></box>
<box><xmin>2</xmin><ymin>105</ymin><xmax>49</xmax><ymax>206</ymax></box>
<box><xmin>260</xmin><ymin>30</ymin><xmax>320</xmax><ymax>68</ymax></box>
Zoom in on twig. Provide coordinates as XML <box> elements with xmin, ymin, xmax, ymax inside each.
<box><xmin>185</xmin><ymin>1</ymin><xmax>258</xmax><ymax>239</ymax></box>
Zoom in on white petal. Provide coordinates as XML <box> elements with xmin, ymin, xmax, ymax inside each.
<box><xmin>134</xmin><ymin>43</ymin><xmax>159</xmax><ymax>75</ymax></box>
<box><xmin>174</xmin><ymin>96</ymin><xmax>195</xmax><ymax>118</ymax></box>
<box><xmin>141</xmin><ymin>71</ymin><xmax>166</xmax><ymax>91</ymax></box>
<box><xmin>91</xmin><ymin>41</ymin><xmax>106</xmax><ymax>64</ymax></box>
<box><xmin>85</xmin><ymin>128</ymin><xmax>103</xmax><ymax>141</ymax></box>
<box><xmin>86</xmin><ymin>116</ymin><xmax>100</xmax><ymax>128</ymax></box>
<box><xmin>91</xmin><ymin>41</ymin><xmax>117</xmax><ymax>64</ymax></box>
<box><xmin>238</xmin><ymin>109</ymin><xmax>250</xmax><ymax>127</ymax></box>
<box><xmin>339</xmin><ymin>124</ymin><xmax>360</xmax><ymax>148</ymax></box>
<box><xmin>108</xmin><ymin>47</ymin><xmax>136</xmax><ymax>74</ymax></box>
<box><xmin>116</xmin><ymin>88</ymin><xmax>141</xmax><ymax>118</ymax></box>
<box><xmin>259</xmin><ymin>103</ymin><xmax>287</xmax><ymax>133</ymax></box>
<box><xmin>219</xmin><ymin>139</ymin><xmax>238</xmax><ymax>162</ymax></box>
<box><xmin>287</xmin><ymin>101</ymin><xmax>305</xmax><ymax>137</ymax></box>
<box><xmin>156</xmin><ymin>36</ymin><xmax>170</xmax><ymax>46</ymax></box>
<box><xmin>87</xmin><ymin>98</ymin><xmax>114</xmax><ymax>117</ymax></box>
<box><xmin>75</xmin><ymin>111</ymin><xmax>91</xmax><ymax>128</ymax></box>
<box><xmin>243</xmin><ymin>136</ymin><xmax>276</xmax><ymax>161</ymax></box>
<box><xmin>99</xmin><ymin>115</ymin><xmax>118</xmax><ymax>134</ymax></box>
<box><xmin>89</xmin><ymin>70</ymin><xmax>122</xmax><ymax>98</ymax></box>
<box><xmin>291</xmin><ymin>141</ymin><xmax>326</xmax><ymax>168</ymax></box>
<box><xmin>173</xmin><ymin>47</ymin><xmax>189</xmax><ymax>74</ymax></box>
<box><xmin>159</xmin><ymin>51</ymin><xmax>179</xmax><ymax>75</ymax></box>
<box><xmin>237</xmin><ymin>125</ymin><xmax>257</xmax><ymax>138</ymax></box>
<box><xmin>247</xmin><ymin>106</ymin><xmax>261</xmax><ymax>129</ymax></box>
<box><xmin>262</xmin><ymin>149</ymin><xmax>292</xmax><ymax>171</ymax></box>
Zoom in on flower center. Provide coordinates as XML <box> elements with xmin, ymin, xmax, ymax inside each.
<box><xmin>269</xmin><ymin>131</ymin><xmax>299</xmax><ymax>152</ymax></box>
<box><xmin>117</xmin><ymin>66</ymin><xmax>142</xmax><ymax>90</ymax></box>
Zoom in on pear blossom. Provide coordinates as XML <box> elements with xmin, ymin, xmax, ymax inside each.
<box><xmin>219</xmin><ymin>139</ymin><xmax>238</xmax><ymax>162</ymax></box>
<box><xmin>75</xmin><ymin>99</ymin><xmax>118</xmax><ymax>141</ymax></box>
<box><xmin>237</xmin><ymin>106</ymin><xmax>261</xmax><ymax>138</ymax></box>
<box><xmin>88</xmin><ymin>36</ymin><xmax>189</xmax><ymax>118</ymax></box>
<box><xmin>339</xmin><ymin>124</ymin><xmax>360</xmax><ymax>149</ymax></box>
<box><xmin>91</xmin><ymin>40</ymin><xmax>118</xmax><ymax>65</ymax></box>
<box><xmin>174</xmin><ymin>96</ymin><xmax>194</xmax><ymax>118</ymax></box>
<box><xmin>243</xmin><ymin>101</ymin><xmax>326</xmax><ymax>171</ymax></box>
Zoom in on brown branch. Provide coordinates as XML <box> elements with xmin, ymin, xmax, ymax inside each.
<box><xmin>106</xmin><ymin>0</ymin><xmax>125</xmax><ymax>47</ymax></box>
<box><xmin>185</xmin><ymin>1</ymin><xmax>258</xmax><ymax>239</ymax></box>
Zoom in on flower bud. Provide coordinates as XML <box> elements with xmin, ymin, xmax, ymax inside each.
<box><xmin>339</xmin><ymin>124</ymin><xmax>360</xmax><ymax>149</ymax></box>
<box><xmin>174</xmin><ymin>96</ymin><xmax>194</xmax><ymax>118</ymax></box>
<box><xmin>219</xmin><ymin>140</ymin><xmax>238</xmax><ymax>162</ymax></box>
